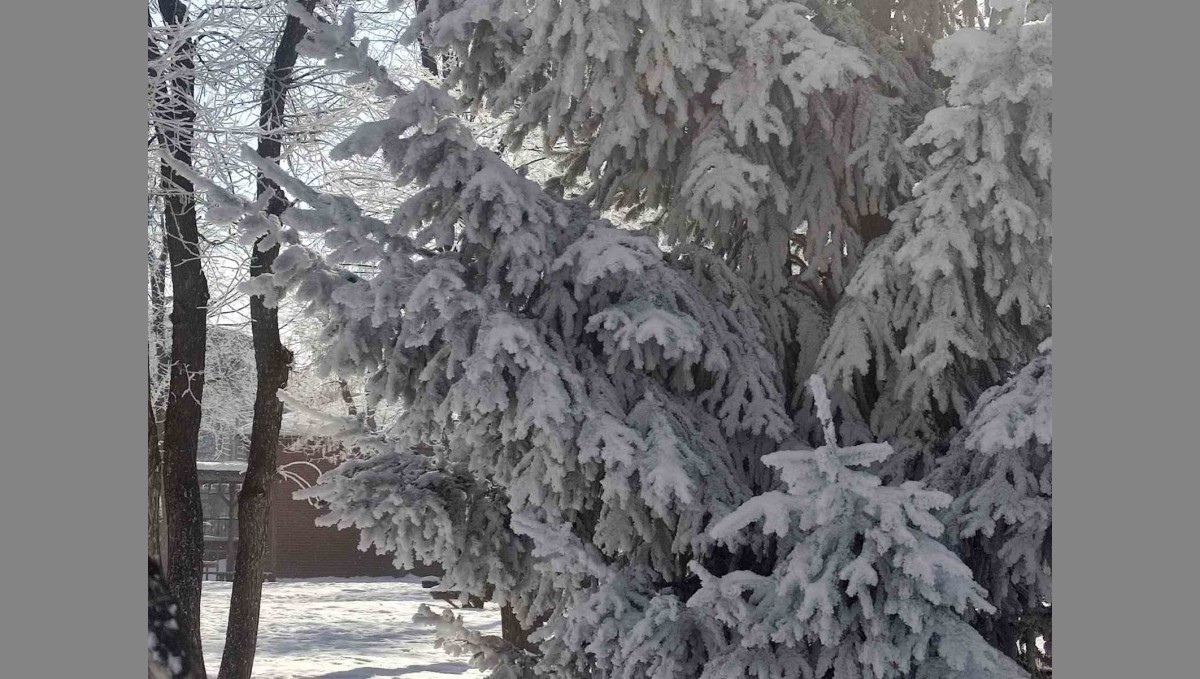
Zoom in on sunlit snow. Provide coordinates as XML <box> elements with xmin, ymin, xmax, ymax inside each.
<box><xmin>201</xmin><ymin>577</ymin><xmax>500</xmax><ymax>679</ymax></box>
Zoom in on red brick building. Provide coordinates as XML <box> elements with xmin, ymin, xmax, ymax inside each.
<box><xmin>198</xmin><ymin>437</ymin><xmax>439</xmax><ymax>581</ymax></box>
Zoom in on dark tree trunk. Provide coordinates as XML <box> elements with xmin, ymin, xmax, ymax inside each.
<box><xmin>338</xmin><ymin>379</ymin><xmax>358</xmax><ymax>416</ymax></box>
<box><xmin>149</xmin><ymin>364</ymin><xmax>165</xmax><ymax>563</ymax></box>
<box><xmin>339</xmin><ymin>379</ymin><xmax>379</xmax><ymax>432</ymax></box>
<box><xmin>152</xmin><ymin>3</ymin><xmax>210</xmax><ymax>675</ymax></box>
<box><xmin>500</xmin><ymin>604</ymin><xmax>546</xmax><ymax>654</ymax></box>
<box><xmin>855</xmin><ymin>212</ymin><xmax>893</xmax><ymax>247</ymax></box>
<box><xmin>414</xmin><ymin>0</ymin><xmax>439</xmax><ymax>77</ymax></box>
<box><xmin>217</xmin><ymin>5</ymin><xmax>309</xmax><ymax>678</ymax></box>
<box><xmin>500</xmin><ymin>605</ymin><xmax>531</xmax><ymax>652</ymax></box>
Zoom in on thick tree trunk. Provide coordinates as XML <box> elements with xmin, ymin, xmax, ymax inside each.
<box><xmin>855</xmin><ymin>212</ymin><xmax>893</xmax><ymax>247</ymax></box>
<box><xmin>500</xmin><ymin>605</ymin><xmax>533</xmax><ymax>652</ymax></box>
<box><xmin>500</xmin><ymin>604</ymin><xmax>551</xmax><ymax>654</ymax></box>
<box><xmin>217</xmin><ymin>5</ymin><xmax>308</xmax><ymax>678</ymax></box>
<box><xmin>152</xmin><ymin>3</ymin><xmax>210</xmax><ymax>675</ymax></box>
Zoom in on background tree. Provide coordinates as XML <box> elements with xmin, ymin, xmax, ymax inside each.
<box><xmin>149</xmin><ymin>3</ymin><xmax>440</xmax><ymax>674</ymax></box>
<box><xmin>400</xmin><ymin>0</ymin><xmax>1030</xmax><ymax>456</ymax></box>
<box><xmin>148</xmin><ymin>4</ymin><xmax>405</xmax><ymax>675</ymax></box>
<box><xmin>929</xmin><ymin>341</ymin><xmax>1052</xmax><ymax>674</ymax></box>
<box><xmin>149</xmin><ymin>365</ymin><xmax>165</xmax><ymax>565</ymax></box>
<box><xmin>818</xmin><ymin>1</ymin><xmax>1051</xmax><ymax>479</ymax></box>
<box><xmin>217</xmin><ymin>4</ymin><xmax>313</xmax><ymax>678</ymax></box>
<box><xmin>149</xmin><ymin>2</ymin><xmax>213</xmax><ymax>671</ymax></box>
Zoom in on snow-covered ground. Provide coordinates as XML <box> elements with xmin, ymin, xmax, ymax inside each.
<box><xmin>201</xmin><ymin>577</ymin><xmax>501</xmax><ymax>679</ymax></box>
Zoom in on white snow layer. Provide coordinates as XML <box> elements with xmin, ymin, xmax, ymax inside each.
<box><xmin>201</xmin><ymin>577</ymin><xmax>501</xmax><ymax>678</ymax></box>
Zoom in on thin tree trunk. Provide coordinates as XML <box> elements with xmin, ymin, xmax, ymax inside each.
<box><xmin>152</xmin><ymin>3</ymin><xmax>210</xmax><ymax>675</ymax></box>
<box><xmin>964</xmin><ymin>0</ymin><xmax>981</xmax><ymax>29</ymax></box>
<box><xmin>217</xmin><ymin>5</ymin><xmax>309</xmax><ymax>678</ymax></box>
<box><xmin>149</xmin><ymin>363</ymin><xmax>163</xmax><ymax>561</ymax></box>
<box><xmin>1023</xmin><ymin>625</ymin><xmax>1041</xmax><ymax>677</ymax></box>
<box><xmin>414</xmin><ymin>0</ymin><xmax>439</xmax><ymax>77</ymax></box>
<box><xmin>338</xmin><ymin>380</ymin><xmax>358</xmax><ymax>416</ymax></box>
<box><xmin>151</xmin><ymin>245</ymin><xmax>172</xmax><ymax>565</ymax></box>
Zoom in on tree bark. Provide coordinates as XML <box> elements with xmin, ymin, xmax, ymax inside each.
<box><xmin>860</xmin><ymin>0</ymin><xmax>894</xmax><ymax>35</ymax></box>
<box><xmin>152</xmin><ymin>2</ymin><xmax>210</xmax><ymax>675</ymax></box>
<box><xmin>500</xmin><ymin>605</ymin><xmax>534</xmax><ymax>652</ymax></box>
<box><xmin>338</xmin><ymin>380</ymin><xmax>358</xmax><ymax>416</ymax></box>
<box><xmin>217</xmin><ymin>5</ymin><xmax>309</xmax><ymax>678</ymax></box>
<box><xmin>414</xmin><ymin>0</ymin><xmax>439</xmax><ymax>77</ymax></box>
<box><xmin>964</xmin><ymin>0</ymin><xmax>981</xmax><ymax>30</ymax></box>
<box><xmin>149</xmin><ymin>363</ymin><xmax>165</xmax><ymax>563</ymax></box>
<box><xmin>855</xmin><ymin>212</ymin><xmax>893</xmax><ymax>247</ymax></box>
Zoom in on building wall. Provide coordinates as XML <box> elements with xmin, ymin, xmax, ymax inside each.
<box><xmin>268</xmin><ymin>440</ymin><xmax>441</xmax><ymax>579</ymax></box>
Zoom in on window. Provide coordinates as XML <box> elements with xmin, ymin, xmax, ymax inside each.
<box><xmin>200</xmin><ymin>482</ymin><xmax>239</xmax><ymax>541</ymax></box>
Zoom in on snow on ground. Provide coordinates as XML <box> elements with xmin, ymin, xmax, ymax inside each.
<box><xmin>201</xmin><ymin>577</ymin><xmax>501</xmax><ymax>679</ymax></box>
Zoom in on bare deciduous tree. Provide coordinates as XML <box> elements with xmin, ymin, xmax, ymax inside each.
<box><xmin>150</xmin><ymin>1</ymin><xmax>212</xmax><ymax>674</ymax></box>
<box><xmin>217</xmin><ymin>5</ymin><xmax>314</xmax><ymax>678</ymax></box>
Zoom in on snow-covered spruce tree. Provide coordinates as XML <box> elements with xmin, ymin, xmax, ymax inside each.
<box><xmin>404</xmin><ymin>0</ymin><xmax>951</xmax><ymax>414</ymax></box>
<box><xmin>691</xmin><ymin>375</ymin><xmax>1026</xmax><ymax>679</ymax></box>
<box><xmin>401</xmin><ymin>0</ymin><xmax>1049</xmax><ymax>461</ymax></box>
<box><xmin>184</xmin><ymin>1</ymin><xmax>788</xmax><ymax>672</ymax></box>
<box><xmin>928</xmin><ymin>340</ymin><xmax>1051</xmax><ymax>672</ymax></box>
<box><xmin>819</xmin><ymin>2</ymin><xmax>1052</xmax><ymax>475</ymax></box>
<box><xmin>175</xmin><ymin>3</ymin><xmax>1045</xmax><ymax>677</ymax></box>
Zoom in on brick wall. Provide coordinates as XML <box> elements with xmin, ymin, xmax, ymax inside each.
<box><xmin>268</xmin><ymin>440</ymin><xmax>441</xmax><ymax>579</ymax></box>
